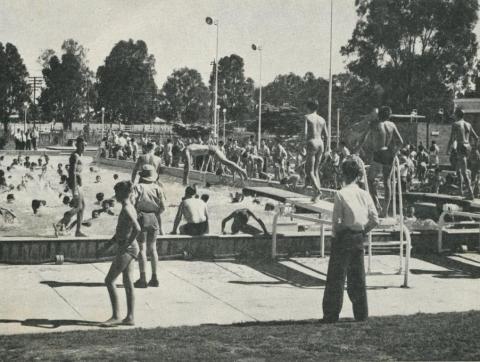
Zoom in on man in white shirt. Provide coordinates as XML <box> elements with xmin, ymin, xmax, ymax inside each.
<box><xmin>323</xmin><ymin>156</ymin><xmax>378</xmax><ymax>323</ymax></box>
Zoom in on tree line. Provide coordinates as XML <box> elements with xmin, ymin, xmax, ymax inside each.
<box><xmin>1</xmin><ymin>0</ymin><xmax>478</xmax><ymax>134</ymax></box>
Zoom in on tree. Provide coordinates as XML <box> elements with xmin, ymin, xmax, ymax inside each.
<box><xmin>158</xmin><ymin>67</ymin><xmax>209</xmax><ymax>123</ymax></box>
<box><xmin>0</xmin><ymin>42</ymin><xmax>30</xmax><ymax>133</ymax></box>
<box><xmin>96</xmin><ymin>39</ymin><xmax>157</xmax><ymax>123</ymax></box>
<box><xmin>343</xmin><ymin>0</ymin><xmax>478</xmax><ymax>118</ymax></box>
<box><xmin>38</xmin><ymin>39</ymin><xmax>94</xmax><ymax>129</ymax></box>
<box><xmin>209</xmin><ymin>54</ymin><xmax>252</xmax><ymax>124</ymax></box>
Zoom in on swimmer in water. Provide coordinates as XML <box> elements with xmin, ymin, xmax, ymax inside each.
<box><xmin>95</xmin><ymin>175</ymin><xmax>101</xmax><ymax>183</ymax></box>
<box><xmin>31</xmin><ymin>199</ymin><xmax>47</xmax><ymax>215</ymax></box>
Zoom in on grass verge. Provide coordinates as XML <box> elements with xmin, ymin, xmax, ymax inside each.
<box><xmin>0</xmin><ymin>311</ymin><xmax>479</xmax><ymax>361</ymax></box>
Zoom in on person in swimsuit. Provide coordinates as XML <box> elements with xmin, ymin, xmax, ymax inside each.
<box><xmin>446</xmin><ymin>108</ymin><xmax>479</xmax><ymax>199</ymax></box>
<box><xmin>304</xmin><ymin>99</ymin><xmax>329</xmax><ymax>202</ymax></box>
<box><xmin>131</xmin><ymin>142</ymin><xmax>163</xmax><ymax>183</ymax></box>
<box><xmin>182</xmin><ymin>144</ymin><xmax>248</xmax><ymax>185</ymax></box>
<box><xmin>68</xmin><ymin>136</ymin><xmax>87</xmax><ymax>237</ymax></box>
<box><xmin>221</xmin><ymin>208</ymin><xmax>268</xmax><ymax>235</ymax></box>
<box><xmin>357</xmin><ymin>106</ymin><xmax>403</xmax><ymax>217</ymax></box>
<box><xmin>99</xmin><ymin>180</ymin><xmax>140</xmax><ymax>326</ymax></box>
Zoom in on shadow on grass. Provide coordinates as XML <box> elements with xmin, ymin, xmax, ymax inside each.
<box><xmin>0</xmin><ymin>319</ymin><xmax>101</xmax><ymax>329</ymax></box>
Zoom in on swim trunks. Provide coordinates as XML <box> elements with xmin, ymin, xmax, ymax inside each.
<box><xmin>457</xmin><ymin>143</ymin><xmax>471</xmax><ymax>157</ymax></box>
<box><xmin>180</xmin><ymin>221</ymin><xmax>208</xmax><ymax>236</ymax></box>
<box><xmin>372</xmin><ymin>147</ymin><xmax>394</xmax><ymax>166</ymax></box>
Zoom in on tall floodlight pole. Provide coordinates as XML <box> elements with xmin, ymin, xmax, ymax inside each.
<box><xmin>206</xmin><ymin>16</ymin><xmax>219</xmax><ymax>142</ymax></box>
<box><xmin>251</xmin><ymin>43</ymin><xmax>262</xmax><ymax>149</ymax></box>
<box><xmin>23</xmin><ymin>102</ymin><xmax>28</xmax><ymax>132</ymax></box>
<box><xmin>327</xmin><ymin>0</ymin><xmax>333</xmax><ymax>151</ymax></box>
<box><xmin>101</xmin><ymin>107</ymin><xmax>105</xmax><ymax>140</ymax></box>
<box><xmin>222</xmin><ymin>108</ymin><xmax>227</xmax><ymax>143</ymax></box>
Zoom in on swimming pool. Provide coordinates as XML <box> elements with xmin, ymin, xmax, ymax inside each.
<box><xmin>0</xmin><ymin>154</ymin><xmax>292</xmax><ymax>237</ymax></box>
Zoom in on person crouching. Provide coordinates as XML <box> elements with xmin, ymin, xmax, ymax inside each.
<box><xmin>322</xmin><ymin>156</ymin><xmax>379</xmax><ymax>323</ymax></box>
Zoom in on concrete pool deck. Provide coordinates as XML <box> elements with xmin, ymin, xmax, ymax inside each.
<box><xmin>0</xmin><ymin>253</ymin><xmax>478</xmax><ymax>335</ymax></box>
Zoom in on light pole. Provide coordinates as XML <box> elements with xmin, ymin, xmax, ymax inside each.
<box><xmin>101</xmin><ymin>107</ymin><xmax>105</xmax><ymax>140</ymax></box>
<box><xmin>215</xmin><ymin>105</ymin><xmax>221</xmax><ymax>142</ymax></box>
<box><xmin>251</xmin><ymin>43</ymin><xmax>263</xmax><ymax>149</ymax></box>
<box><xmin>23</xmin><ymin>102</ymin><xmax>28</xmax><ymax>132</ymax></box>
<box><xmin>327</xmin><ymin>0</ymin><xmax>333</xmax><ymax>151</ymax></box>
<box><xmin>222</xmin><ymin>108</ymin><xmax>227</xmax><ymax>143</ymax></box>
<box><xmin>206</xmin><ymin>16</ymin><xmax>219</xmax><ymax>142</ymax></box>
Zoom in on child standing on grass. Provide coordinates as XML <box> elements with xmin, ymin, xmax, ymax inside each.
<box><xmin>102</xmin><ymin>180</ymin><xmax>141</xmax><ymax>326</ymax></box>
<box><xmin>322</xmin><ymin>156</ymin><xmax>379</xmax><ymax>323</ymax></box>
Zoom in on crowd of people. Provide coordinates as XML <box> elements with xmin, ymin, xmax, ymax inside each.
<box><xmin>12</xmin><ymin>127</ymin><xmax>40</xmax><ymax>150</ymax></box>
<box><xmin>3</xmin><ymin>100</ymin><xmax>480</xmax><ymax>326</ymax></box>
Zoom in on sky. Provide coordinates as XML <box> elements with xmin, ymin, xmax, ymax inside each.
<box><xmin>1</xmin><ymin>0</ymin><xmax>480</xmax><ymax>88</ymax></box>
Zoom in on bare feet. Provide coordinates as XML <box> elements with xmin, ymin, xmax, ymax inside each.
<box><xmin>101</xmin><ymin>317</ymin><xmax>121</xmax><ymax>327</ymax></box>
<box><xmin>122</xmin><ymin>317</ymin><xmax>135</xmax><ymax>326</ymax></box>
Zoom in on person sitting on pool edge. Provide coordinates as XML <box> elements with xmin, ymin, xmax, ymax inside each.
<box><xmin>221</xmin><ymin>208</ymin><xmax>268</xmax><ymax>236</ymax></box>
<box><xmin>171</xmin><ymin>186</ymin><xmax>209</xmax><ymax>236</ymax></box>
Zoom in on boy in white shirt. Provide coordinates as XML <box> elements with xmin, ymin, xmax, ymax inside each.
<box><xmin>322</xmin><ymin>156</ymin><xmax>378</xmax><ymax>323</ymax></box>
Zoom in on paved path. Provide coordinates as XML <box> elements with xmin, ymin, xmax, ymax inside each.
<box><xmin>0</xmin><ymin>254</ymin><xmax>478</xmax><ymax>335</ymax></box>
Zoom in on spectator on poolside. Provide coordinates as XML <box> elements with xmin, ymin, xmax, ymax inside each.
<box><xmin>132</xmin><ymin>165</ymin><xmax>166</xmax><ymax>289</ymax></box>
<box><xmin>171</xmin><ymin>186</ymin><xmax>209</xmax><ymax>236</ymax></box>
<box><xmin>31</xmin><ymin>126</ymin><xmax>39</xmax><ymax>150</ymax></box>
<box><xmin>164</xmin><ymin>139</ymin><xmax>173</xmax><ymax>167</ymax></box>
<box><xmin>172</xmin><ymin>138</ymin><xmax>184</xmax><ymax>167</ymax></box>
<box><xmin>322</xmin><ymin>157</ymin><xmax>379</xmax><ymax>323</ymax></box>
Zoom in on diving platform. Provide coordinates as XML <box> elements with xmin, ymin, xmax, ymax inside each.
<box><xmin>405</xmin><ymin>192</ymin><xmax>480</xmax><ymax>212</ymax></box>
<box><xmin>242</xmin><ymin>186</ymin><xmax>334</xmax><ymax>215</ymax></box>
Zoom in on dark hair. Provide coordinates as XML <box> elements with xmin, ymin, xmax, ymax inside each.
<box><xmin>418</xmin><ymin>145</ymin><xmax>424</xmax><ymax>152</ymax></box>
<box><xmin>342</xmin><ymin>158</ymin><xmax>362</xmax><ymax>184</ymax></box>
<box><xmin>145</xmin><ymin>142</ymin><xmax>155</xmax><ymax>151</ymax></box>
<box><xmin>454</xmin><ymin>108</ymin><xmax>464</xmax><ymax>119</ymax></box>
<box><xmin>185</xmin><ymin>185</ymin><xmax>196</xmax><ymax>198</ymax></box>
<box><xmin>200</xmin><ymin>194</ymin><xmax>210</xmax><ymax>203</ymax></box>
<box><xmin>96</xmin><ymin>192</ymin><xmax>104</xmax><ymax>202</ymax></box>
<box><xmin>305</xmin><ymin>99</ymin><xmax>318</xmax><ymax>112</ymax></box>
<box><xmin>114</xmin><ymin>180</ymin><xmax>133</xmax><ymax>200</ymax></box>
<box><xmin>378</xmin><ymin>106</ymin><xmax>392</xmax><ymax>121</ymax></box>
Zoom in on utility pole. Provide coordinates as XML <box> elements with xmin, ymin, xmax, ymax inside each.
<box><xmin>28</xmin><ymin>76</ymin><xmax>43</xmax><ymax>127</ymax></box>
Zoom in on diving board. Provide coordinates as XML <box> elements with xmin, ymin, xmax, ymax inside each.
<box><xmin>242</xmin><ymin>186</ymin><xmax>334</xmax><ymax>215</ymax></box>
<box><xmin>405</xmin><ymin>192</ymin><xmax>480</xmax><ymax>211</ymax></box>
<box><xmin>243</xmin><ymin>186</ymin><xmax>311</xmax><ymax>202</ymax></box>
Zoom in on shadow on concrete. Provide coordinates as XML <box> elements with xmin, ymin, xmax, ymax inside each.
<box><xmin>410</xmin><ymin>269</ymin><xmax>475</xmax><ymax>279</ymax></box>
<box><xmin>0</xmin><ymin>319</ymin><xmax>101</xmax><ymax>329</ymax></box>
<box><xmin>40</xmin><ymin>281</ymin><xmax>123</xmax><ymax>288</ymax></box>
<box><xmin>231</xmin><ymin>259</ymin><xmax>407</xmax><ymax>289</ymax></box>
<box><xmin>236</xmin><ymin>259</ymin><xmax>326</xmax><ymax>288</ymax></box>
<box><xmin>414</xmin><ymin>253</ymin><xmax>480</xmax><ymax>279</ymax></box>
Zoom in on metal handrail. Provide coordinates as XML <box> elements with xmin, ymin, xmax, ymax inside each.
<box><xmin>437</xmin><ymin>209</ymin><xmax>480</xmax><ymax>253</ymax></box>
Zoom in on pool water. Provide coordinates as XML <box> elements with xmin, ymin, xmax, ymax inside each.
<box><xmin>0</xmin><ymin>155</ymin><xmax>291</xmax><ymax>237</ymax></box>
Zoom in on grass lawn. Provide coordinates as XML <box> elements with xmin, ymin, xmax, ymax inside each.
<box><xmin>1</xmin><ymin>311</ymin><xmax>479</xmax><ymax>361</ymax></box>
